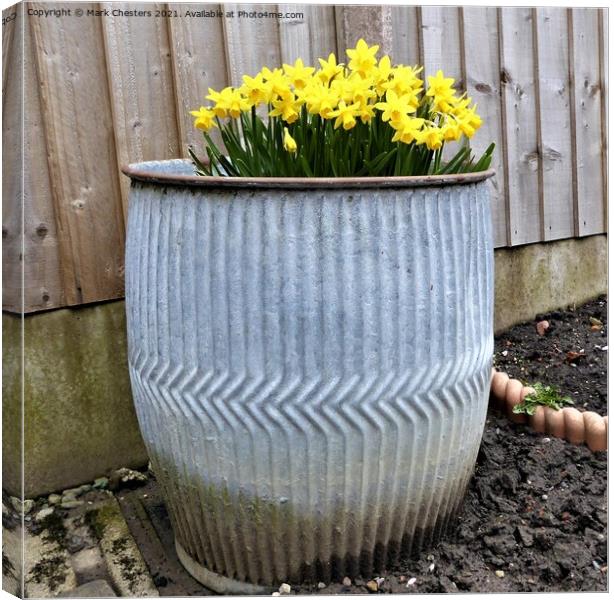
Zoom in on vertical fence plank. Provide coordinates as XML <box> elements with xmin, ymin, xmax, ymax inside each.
<box><xmin>2</xmin><ymin>5</ymin><xmax>23</xmax><ymax>311</ymax></box>
<box><xmin>534</xmin><ymin>7</ymin><xmax>574</xmax><ymax>241</ymax></box>
<box><xmin>419</xmin><ymin>7</ymin><xmax>463</xmax><ymax>85</ymax></box>
<box><xmin>420</xmin><ymin>7</ymin><xmax>464</xmax><ymax>163</ymax></box>
<box><xmin>335</xmin><ymin>5</ymin><xmax>393</xmax><ymax>57</ymax></box>
<box><xmin>222</xmin><ymin>4</ymin><xmax>282</xmax><ymax>86</ymax></box>
<box><xmin>168</xmin><ymin>3</ymin><xmax>229</xmax><ymax>156</ymax></box>
<box><xmin>498</xmin><ymin>7</ymin><xmax>541</xmax><ymax>246</ymax></box>
<box><xmin>461</xmin><ymin>6</ymin><xmax>506</xmax><ymax>248</ymax></box>
<box><xmin>599</xmin><ymin>9</ymin><xmax>608</xmax><ymax>229</ymax></box>
<box><xmin>101</xmin><ymin>2</ymin><xmax>181</xmax><ymax>215</ymax></box>
<box><xmin>277</xmin><ymin>4</ymin><xmax>337</xmax><ymax>65</ymax></box>
<box><xmin>23</xmin><ymin>11</ymin><xmax>66</xmax><ymax>311</ymax></box>
<box><xmin>390</xmin><ymin>6</ymin><xmax>421</xmax><ymax>66</ymax></box>
<box><xmin>570</xmin><ymin>8</ymin><xmax>605</xmax><ymax>237</ymax></box>
<box><xmin>30</xmin><ymin>2</ymin><xmax>126</xmax><ymax>305</ymax></box>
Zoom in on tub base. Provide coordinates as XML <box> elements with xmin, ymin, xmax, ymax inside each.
<box><xmin>175</xmin><ymin>539</ymin><xmax>275</xmax><ymax>595</ymax></box>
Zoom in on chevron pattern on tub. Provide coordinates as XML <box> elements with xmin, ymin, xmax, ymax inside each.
<box><xmin>124</xmin><ymin>173</ymin><xmax>494</xmax><ymax>584</ymax></box>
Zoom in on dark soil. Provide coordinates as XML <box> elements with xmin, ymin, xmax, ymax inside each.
<box><xmin>120</xmin><ymin>296</ymin><xmax>608</xmax><ymax>594</ymax></box>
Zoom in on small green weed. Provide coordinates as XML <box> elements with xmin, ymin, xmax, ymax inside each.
<box><xmin>512</xmin><ymin>382</ymin><xmax>574</xmax><ymax>416</ymax></box>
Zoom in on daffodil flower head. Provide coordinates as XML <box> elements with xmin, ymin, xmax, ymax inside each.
<box><xmin>205</xmin><ymin>86</ymin><xmax>249</xmax><ymax>119</ymax></box>
<box><xmin>426</xmin><ymin>70</ymin><xmax>457</xmax><ymax>113</ymax></box>
<box><xmin>317</xmin><ymin>53</ymin><xmax>344</xmax><ymax>83</ymax></box>
<box><xmin>328</xmin><ymin>99</ymin><xmax>361</xmax><ymax>130</ymax></box>
<box><xmin>283</xmin><ymin>58</ymin><xmax>315</xmax><ymax>89</ymax></box>
<box><xmin>283</xmin><ymin>127</ymin><xmax>298</xmax><ymax>154</ymax></box>
<box><xmin>269</xmin><ymin>91</ymin><xmax>301</xmax><ymax>123</ymax></box>
<box><xmin>416</xmin><ymin>125</ymin><xmax>444</xmax><ymax>150</ymax></box>
<box><xmin>374</xmin><ymin>89</ymin><xmax>415</xmax><ymax>124</ymax></box>
<box><xmin>346</xmin><ymin>38</ymin><xmax>379</xmax><ymax>78</ymax></box>
<box><xmin>240</xmin><ymin>73</ymin><xmax>268</xmax><ymax>107</ymax></box>
<box><xmin>390</xmin><ymin>116</ymin><xmax>425</xmax><ymax>144</ymax></box>
<box><xmin>189</xmin><ymin>106</ymin><xmax>217</xmax><ymax>131</ymax></box>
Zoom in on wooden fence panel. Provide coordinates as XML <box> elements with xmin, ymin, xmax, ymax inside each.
<box><xmin>2</xmin><ymin>5</ymin><xmax>24</xmax><ymax>312</ymax></box>
<box><xmin>390</xmin><ymin>6</ymin><xmax>421</xmax><ymax>67</ymax></box>
<box><xmin>2</xmin><ymin>5</ymin><xmax>608</xmax><ymax>314</ymax></box>
<box><xmin>30</xmin><ymin>2</ymin><xmax>126</xmax><ymax>306</ymax></box>
<box><xmin>278</xmin><ymin>4</ymin><xmax>338</xmax><ymax>65</ymax></box>
<box><xmin>101</xmin><ymin>2</ymin><xmax>181</xmax><ymax>215</ymax></box>
<box><xmin>222</xmin><ymin>4</ymin><xmax>282</xmax><ymax>86</ymax></box>
<box><xmin>499</xmin><ymin>7</ymin><xmax>542</xmax><ymax>246</ymax></box>
<box><xmin>418</xmin><ymin>7</ymin><xmax>464</xmax><ymax>85</ymax></box>
<box><xmin>570</xmin><ymin>8</ymin><xmax>606</xmax><ymax>237</ymax></box>
<box><xmin>460</xmin><ymin>6</ymin><xmax>507</xmax><ymax>248</ymax></box>
<box><xmin>168</xmin><ymin>3</ymin><xmax>229</xmax><ymax>155</ymax></box>
<box><xmin>534</xmin><ymin>7</ymin><xmax>575</xmax><ymax>241</ymax></box>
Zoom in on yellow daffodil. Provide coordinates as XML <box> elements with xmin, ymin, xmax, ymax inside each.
<box><xmin>269</xmin><ymin>92</ymin><xmax>301</xmax><ymax>123</ymax></box>
<box><xmin>441</xmin><ymin>118</ymin><xmax>462</xmax><ymax>142</ymax></box>
<box><xmin>317</xmin><ymin>53</ymin><xmax>344</xmax><ymax>83</ymax></box>
<box><xmin>426</xmin><ymin>70</ymin><xmax>456</xmax><ymax>113</ymax></box>
<box><xmin>357</xmin><ymin>101</ymin><xmax>376</xmax><ymax>124</ymax></box>
<box><xmin>190</xmin><ymin>42</ymin><xmax>491</xmax><ymax>178</ymax></box>
<box><xmin>374</xmin><ymin>90</ymin><xmax>416</xmax><ymax>124</ymax></box>
<box><xmin>240</xmin><ymin>73</ymin><xmax>268</xmax><ymax>107</ymax></box>
<box><xmin>301</xmin><ymin>84</ymin><xmax>340</xmax><ymax>118</ymax></box>
<box><xmin>390</xmin><ymin>116</ymin><xmax>425</xmax><ymax>144</ymax></box>
<box><xmin>346</xmin><ymin>38</ymin><xmax>379</xmax><ymax>78</ymax></box>
<box><xmin>189</xmin><ymin>106</ymin><xmax>217</xmax><ymax>131</ymax></box>
<box><xmin>206</xmin><ymin>86</ymin><xmax>250</xmax><ymax>119</ymax></box>
<box><xmin>328</xmin><ymin>99</ymin><xmax>361</xmax><ymax>130</ymax></box>
<box><xmin>374</xmin><ymin>55</ymin><xmax>393</xmax><ymax>96</ymax></box>
<box><xmin>416</xmin><ymin>125</ymin><xmax>444</xmax><ymax>150</ymax></box>
<box><xmin>283</xmin><ymin>127</ymin><xmax>298</xmax><ymax>154</ymax></box>
<box><xmin>283</xmin><ymin>58</ymin><xmax>315</xmax><ymax>89</ymax></box>
<box><xmin>347</xmin><ymin>73</ymin><xmax>377</xmax><ymax>105</ymax></box>
<box><xmin>260</xmin><ymin>67</ymin><xmax>292</xmax><ymax>100</ymax></box>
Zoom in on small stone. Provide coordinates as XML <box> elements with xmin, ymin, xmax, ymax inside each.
<box><xmin>516</xmin><ymin>526</ymin><xmax>534</xmax><ymax>547</ymax></box>
<box><xmin>71</xmin><ymin>546</ymin><xmax>104</xmax><ymax>577</ymax></box>
<box><xmin>317</xmin><ymin>582</ymin><xmax>326</xmax><ymax>589</ymax></box>
<box><xmin>278</xmin><ymin>583</ymin><xmax>291</xmax><ymax>594</ymax></box>
<box><xmin>536</xmin><ymin>320</ymin><xmax>550</xmax><ymax>336</ymax></box>
<box><xmin>48</xmin><ymin>494</ymin><xmax>62</xmax><ymax>505</ymax></box>
<box><xmin>541</xmin><ymin>494</ymin><xmax>548</xmax><ymax>500</ymax></box>
<box><xmin>375</xmin><ymin>577</ymin><xmax>384</xmax><ymax>586</ymax></box>
<box><xmin>64</xmin><ymin>487</ymin><xmax>84</xmax><ymax>497</ymax></box>
<box><xmin>366</xmin><ymin>580</ymin><xmax>378</xmax><ymax>593</ymax></box>
<box><xmin>428</xmin><ymin>563</ymin><xmax>435</xmax><ymax>572</ymax></box>
<box><xmin>406</xmin><ymin>577</ymin><xmax>417</xmax><ymax>587</ymax></box>
<box><xmin>61</xmin><ymin>500</ymin><xmax>85</xmax><ymax>509</ymax></box>
<box><xmin>542</xmin><ymin>437</ymin><xmax>551</xmax><ymax>443</ymax></box>
<box><xmin>35</xmin><ymin>507</ymin><xmax>55</xmax><ymax>521</ymax></box>
<box><xmin>109</xmin><ymin>468</ymin><xmax>148</xmax><ymax>491</ymax></box>
<box><xmin>93</xmin><ymin>477</ymin><xmax>109</xmax><ymax>489</ymax></box>
<box><xmin>10</xmin><ymin>497</ymin><xmax>34</xmax><ymax>514</ymax></box>
<box><xmin>342</xmin><ymin>576</ymin><xmax>352</xmax><ymax>587</ymax></box>
<box><xmin>78</xmin><ymin>484</ymin><xmax>92</xmax><ymax>493</ymax></box>
<box><xmin>495</xmin><ymin>570</ymin><xmax>505</xmax><ymax>578</ymax></box>
<box><xmin>272</xmin><ymin>593</ymin><xmax>280</xmax><ymax>597</ymax></box>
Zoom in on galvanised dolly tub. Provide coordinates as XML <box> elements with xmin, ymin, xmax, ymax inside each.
<box><xmin>123</xmin><ymin>159</ymin><xmax>495</xmax><ymax>593</ymax></box>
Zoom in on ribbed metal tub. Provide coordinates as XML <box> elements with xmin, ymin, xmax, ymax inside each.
<box><xmin>123</xmin><ymin>160</ymin><xmax>495</xmax><ymax>591</ymax></box>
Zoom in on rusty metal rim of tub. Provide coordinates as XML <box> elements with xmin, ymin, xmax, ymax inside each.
<box><xmin>121</xmin><ymin>162</ymin><xmax>496</xmax><ymax>190</ymax></box>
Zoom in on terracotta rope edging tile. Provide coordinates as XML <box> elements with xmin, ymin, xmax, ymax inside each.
<box><xmin>490</xmin><ymin>369</ymin><xmax>607</xmax><ymax>453</ymax></box>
